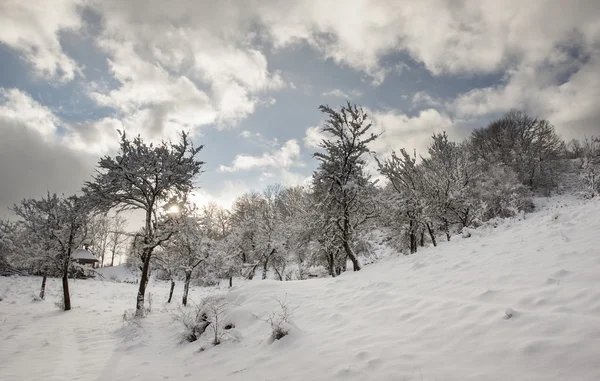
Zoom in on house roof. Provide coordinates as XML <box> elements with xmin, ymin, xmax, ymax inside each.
<box><xmin>72</xmin><ymin>249</ymin><xmax>99</xmax><ymax>262</ymax></box>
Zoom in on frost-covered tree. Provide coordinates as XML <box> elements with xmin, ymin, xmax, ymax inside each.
<box><xmin>420</xmin><ymin>134</ymin><xmax>483</xmax><ymax>238</ymax></box>
<box><xmin>13</xmin><ymin>193</ymin><xmax>91</xmax><ymax>310</ymax></box>
<box><xmin>579</xmin><ymin>137</ymin><xmax>600</xmax><ymax>198</ymax></box>
<box><xmin>313</xmin><ymin>103</ymin><xmax>379</xmax><ymax>271</ymax></box>
<box><xmin>470</xmin><ymin>110</ymin><xmax>564</xmax><ymax>191</ymax></box>
<box><xmin>161</xmin><ymin>203</ymin><xmax>212</xmax><ymax>306</ymax></box>
<box><xmin>469</xmin><ymin>164</ymin><xmax>533</xmax><ymax>222</ymax></box>
<box><xmin>88</xmin><ymin>214</ymin><xmax>110</xmax><ymax>267</ymax></box>
<box><xmin>83</xmin><ymin>131</ymin><xmax>204</xmax><ymax>316</ymax></box>
<box><xmin>378</xmin><ymin>148</ymin><xmax>426</xmax><ymax>253</ymax></box>
<box><xmin>107</xmin><ymin>214</ymin><xmax>129</xmax><ymax>266</ymax></box>
<box><xmin>228</xmin><ymin>192</ymin><xmax>264</xmax><ymax>278</ymax></box>
<box><xmin>0</xmin><ymin>220</ymin><xmax>22</xmax><ymax>276</ymax></box>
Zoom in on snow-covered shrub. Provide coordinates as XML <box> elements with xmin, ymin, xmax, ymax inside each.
<box><xmin>173</xmin><ymin>305</ymin><xmax>211</xmax><ymax>343</ymax></box>
<box><xmin>472</xmin><ymin>165</ymin><xmax>533</xmax><ymax>223</ymax></box>
<box><xmin>256</xmin><ymin>295</ymin><xmax>299</xmax><ymax>342</ymax></box>
<box><xmin>174</xmin><ymin>295</ymin><xmax>230</xmax><ymax>345</ymax></box>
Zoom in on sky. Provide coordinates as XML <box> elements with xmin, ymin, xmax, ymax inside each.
<box><xmin>1</xmin><ymin>0</ymin><xmax>600</xmax><ymax>218</ymax></box>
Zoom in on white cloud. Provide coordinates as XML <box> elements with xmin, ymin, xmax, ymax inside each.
<box><xmin>304</xmin><ymin>107</ymin><xmax>454</xmax><ymax>158</ymax></box>
<box><xmin>322</xmin><ymin>89</ymin><xmax>362</xmax><ymax>99</ymax></box>
<box><xmin>451</xmin><ymin>53</ymin><xmax>600</xmax><ymax>140</ymax></box>
<box><xmin>87</xmin><ymin>0</ymin><xmax>285</xmax><ymax>133</ymax></box>
<box><xmin>369</xmin><ymin>108</ymin><xmax>454</xmax><ymax>157</ymax></box>
<box><xmin>0</xmin><ymin>0</ymin><xmax>83</xmax><ymax>81</ymax></box>
<box><xmin>219</xmin><ymin>139</ymin><xmax>302</xmax><ymax>172</ymax></box>
<box><xmin>189</xmin><ymin>181</ymin><xmax>250</xmax><ymax>210</ymax></box>
<box><xmin>278</xmin><ymin>169</ymin><xmax>312</xmax><ymax>187</ymax></box>
<box><xmin>89</xmin><ymin>39</ymin><xmax>217</xmax><ymax>137</ymax></box>
<box><xmin>0</xmin><ymin>89</ymin><xmax>59</xmax><ymax>138</ymax></box>
<box><xmin>412</xmin><ymin>91</ymin><xmax>442</xmax><ymax>109</ymax></box>
<box><xmin>62</xmin><ymin>118</ymin><xmax>123</xmax><ymax>155</ymax></box>
<box><xmin>259</xmin><ymin>0</ymin><xmax>600</xmax><ymax>86</ymax></box>
<box><xmin>303</xmin><ymin>125</ymin><xmax>327</xmax><ymax>148</ymax></box>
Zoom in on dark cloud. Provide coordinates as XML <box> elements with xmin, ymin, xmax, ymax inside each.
<box><xmin>0</xmin><ymin>120</ymin><xmax>96</xmax><ymax>218</ymax></box>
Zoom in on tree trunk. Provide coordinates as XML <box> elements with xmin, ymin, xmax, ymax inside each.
<box><xmin>110</xmin><ymin>246</ymin><xmax>117</xmax><ymax>267</ymax></box>
<box><xmin>135</xmin><ymin>249</ymin><xmax>151</xmax><ymax>317</ymax></box>
<box><xmin>426</xmin><ymin>223</ymin><xmax>437</xmax><ymax>247</ymax></box>
<box><xmin>62</xmin><ymin>274</ymin><xmax>71</xmax><ymax>311</ymax></box>
<box><xmin>443</xmin><ymin>219</ymin><xmax>451</xmax><ymax>241</ymax></box>
<box><xmin>419</xmin><ymin>230</ymin><xmax>425</xmax><ymax>247</ymax></box>
<box><xmin>247</xmin><ymin>262</ymin><xmax>259</xmax><ymax>280</ymax></box>
<box><xmin>262</xmin><ymin>256</ymin><xmax>269</xmax><ymax>280</ymax></box>
<box><xmin>328</xmin><ymin>252</ymin><xmax>336</xmax><ymax>277</ymax></box>
<box><xmin>273</xmin><ymin>265</ymin><xmax>284</xmax><ymax>281</ymax></box>
<box><xmin>182</xmin><ymin>270</ymin><xmax>191</xmax><ymax>306</ymax></box>
<box><xmin>229</xmin><ymin>276</ymin><xmax>233</xmax><ymax>288</ymax></box>
<box><xmin>167</xmin><ymin>279</ymin><xmax>175</xmax><ymax>303</ymax></box>
<box><xmin>341</xmin><ymin>215</ymin><xmax>361</xmax><ymax>271</ymax></box>
<box><xmin>342</xmin><ymin>240</ymin><xmax>361</xmax><ymax>271</ymax></box>
<box><xmin>409</xmin><ymin>219</ymin><xmax>417</xmax><ymax>254</ymax></box>
<box><xmin>39</xmin><ymin>274</ymin><xmax>47</xmax><ymax>300</ymax></box>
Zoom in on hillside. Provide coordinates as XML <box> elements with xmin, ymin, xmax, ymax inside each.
<box><xmin>1</xmin><ymin>195</ymin><xmax>600</xmax><ymax>381</ymax></box>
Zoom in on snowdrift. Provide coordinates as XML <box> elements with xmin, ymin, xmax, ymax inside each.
<box><xmin>1</xmin><ymin>196</ymin><xmax>600</xmax><ymax>381</ymax></box>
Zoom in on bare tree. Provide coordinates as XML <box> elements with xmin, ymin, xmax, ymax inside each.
<box><xmin>13</xmin><ymin>193</ymin><xmax>91</xmax><ymax>311</ymax></box>
<box><xmin>470</xmin><ymin>110</ymin><xmax>564</xmax><ymax>191</ymax></box>
<box><xmin>162</xmin><ymin>203</ymin><xmax>212</xmax><ymax>306</ymax></box>
<box><xmin>83</xmin><ymin>131</ymin><xmax>204</xmax><ymax>316</ymax></box>
<box><xmin>107</xmin><ymin>214</ymin><xmax>128</xmax><ymax>266</ymax></box>
<box><xmin>313</xmin><ymin>102</ymin><xmax>379</xmax><ymax>270</ymax></box>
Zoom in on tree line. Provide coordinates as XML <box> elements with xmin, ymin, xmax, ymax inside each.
<box><xmin>1</xmin><ymin>103</ymin><xmax>598</xmax><ymax>315</ymax></box>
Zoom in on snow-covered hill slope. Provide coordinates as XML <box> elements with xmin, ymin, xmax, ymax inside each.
<box><xmin>1</xmin><ymin>196</ymin><xmax>600</xmax><ymax>381</ymax></box>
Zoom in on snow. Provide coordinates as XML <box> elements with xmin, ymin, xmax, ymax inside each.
<box><xmin>71</xmin><ymin>249</ymin><xmax>98</xmax><ymax>262</ymax></box>
<box><xmin>2</xmin><ymin>195</ymin><xmax>600</xmax><ymax>381</ymax></box>
<box><xmin>95</xmin><ymin>264</ymin><xmax>138</xmax><ymax>283</ymax></box>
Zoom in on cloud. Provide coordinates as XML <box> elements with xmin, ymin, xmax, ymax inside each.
<box><xmin>189</xmin><ymin>181</ymin><xmax>250</xmax><ymax>209</ymax></box>
<box><xmin>412</xmin><ymin>91</ymin><xmax>442</xmax><ymax>109</ymax></box>
<box><xmin>303</xmin><ymin>125</ymin><xmax>327</xmax><ymax>148</ymax></box>
<box><xmin>322</xmin><ymin>89</ymin><xmax>362</xmax><ymax>99</ymax></box>
<box><xmin>87</xmin><ymin>0</ymin><xmax>285</xmax><ymax>133</ymax></box>
<box><xmin>451</xmin><ymin>50</ymin><xmax>600</xmax><ymax>140</ymax></box>
<box><xmin>0</xmin><ymin>0</ymin><xmax>83</xmax><ymax>81</ymax></box>
<box><xmin>0</xmin><ymin>89</ymin><xmax>59</xmax><ymax>138</ymax></box>
<box><xmin>369</xmin><ymin>108</ymin><xmax>454</xmax><ymax>157</ymax></box>
<box><xmin>278</xmin><ymin>169</ymin><xmax>312</xmax><ymax>187</ymax></box>
<box><xmin>305</xmin><ymin>107</ymin><xmax>454</xmax><ymax>158</ymax></box>
<box><xmin>0</xmin><ymin>88</ymin><xmax>96</xmax><ymax>218</ymax></box>
<box><xmin>61</xmin><ymin>118</ymin><xmax>124</xmax><ymax>155</ymax></box>
<box><xmin>219</xmin><ymin>139</ymin><xmax>302</xmax><ymax>172</ymax></box>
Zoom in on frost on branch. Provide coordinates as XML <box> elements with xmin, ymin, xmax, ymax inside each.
<box><xmin>83</xmin><ymin>131</ymin><xmax>204</xmax><ymax>316</ymax></box>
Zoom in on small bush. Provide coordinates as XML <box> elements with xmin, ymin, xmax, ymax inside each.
<box><xmin>174</xmin><ymin>306</ymin><xmax>211</xmax><ymax>343</ymax></box>
<box><xmin>174</xmin><ymin>295</ymin><xmax>230</xmax><ymax>345</ymax></box>
<box><xmin>256</xmin><ymin>294</ymin><xmax>300</xmax><ymax>342</ymax></box>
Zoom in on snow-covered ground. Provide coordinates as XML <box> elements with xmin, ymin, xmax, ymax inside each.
<box><xmin>1</xmin><ymin>195</ymin><xmax>600</xmax><ymax>381</ymax></box>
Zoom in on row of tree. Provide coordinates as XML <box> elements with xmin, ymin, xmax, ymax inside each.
<box><xmin>1</xmin><ymin>104</ymin><xmax>598</xmax><ymax>316</ymax></box>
